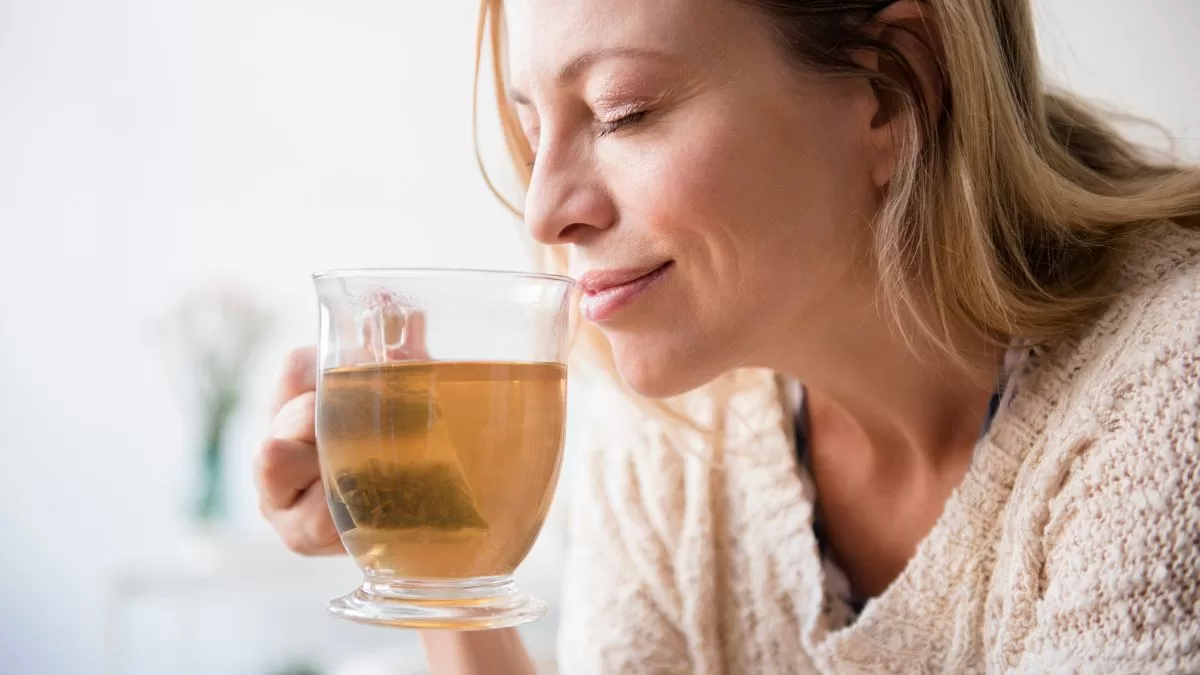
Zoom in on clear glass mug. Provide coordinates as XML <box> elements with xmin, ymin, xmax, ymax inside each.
<box><xmin>312</xmin><ymin>268</ymin><xmax>574</xmax><ymax>629</ymax></box>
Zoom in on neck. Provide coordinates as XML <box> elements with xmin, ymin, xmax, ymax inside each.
<box><xmin>765</xmin><ymin>308</ymin><xmax>1002</xmax><ymax>473</ymax></box>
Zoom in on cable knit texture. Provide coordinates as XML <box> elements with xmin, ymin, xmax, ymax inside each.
<box><xmin>557</xmin><ymin>223</ymin><xmax>1200</xmax><ymax>674</ymax></box>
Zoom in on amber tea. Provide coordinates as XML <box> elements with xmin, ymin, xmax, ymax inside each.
<box><xmin>316</xmin><ymin>360</ymin><xmax>566</xmax><ymax>579</ymax></box>
<box><xmin>314</xmin><ymin>268</ymin><xmax>572</xmax><ymax>628</ymax></box>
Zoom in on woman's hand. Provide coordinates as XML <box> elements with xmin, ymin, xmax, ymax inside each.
<box><xmin>256</xmin><ymin>302</ymin><xmax>426</xmax><ymax>554</ymax></box>
<box><xmin>254</xmin><ymin>346</ymin><xmax>344</xmax><ymax>555</ymax></box>
<box><xmin>421</xmin><ymin>630</ymin><xmax>537</xmax><ymax>675</ymax></box>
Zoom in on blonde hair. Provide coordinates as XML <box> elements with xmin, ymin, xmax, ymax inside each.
<box><xmin>473</xmin><ymin>0</ymin><xmax>1200</xmax><ymax>435</ymax></box>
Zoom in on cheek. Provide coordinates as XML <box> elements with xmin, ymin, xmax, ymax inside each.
<box><xmin>610</xmin><ymin>115</ymin><xmax>758</xmax><ymax>285</ymax></box>
<box><xmin>595</xmin><ymin>132</ymin><xmax>766</xmax><ymax>396</ymax></box>
<box><xmin>595</xmin><ymin>97</ymin><xmax>875</xmax><ymax>395</ymax></box>
<box><xmin>626</xmin><ymin>115</ymin><xmax>752</xmax><ymax>234</ymax></box>
<box><xmin>612</xmin><ymin>104</ymin><xmax>869</xmax><ymax>316</ymax></box>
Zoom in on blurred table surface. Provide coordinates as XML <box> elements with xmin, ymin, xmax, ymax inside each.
<box><xmin>104</xmin><ymin>529</ymin><xmax>563</xmax><ymax>675</ymax></box>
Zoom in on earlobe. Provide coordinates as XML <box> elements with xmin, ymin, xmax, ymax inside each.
<box><xmin>868</xmin><ymin>120</ymin><xmax>896</xmax><ymax>189</ymax></box>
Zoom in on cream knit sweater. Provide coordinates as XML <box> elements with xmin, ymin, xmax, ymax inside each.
<box><xmin>556</xmin><ymin>224</ymin><xmax>1200</xmax><ymax>674</ymax></box>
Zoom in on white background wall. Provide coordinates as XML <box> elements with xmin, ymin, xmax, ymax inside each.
<box><xmin>1</xmin><ymin>1</ymin><xmax>1197</xmax><ymax>674</ymax></box>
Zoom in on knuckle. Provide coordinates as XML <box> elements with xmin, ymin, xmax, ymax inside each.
<box><xmin>281</xmin><ymin>526</ymin><xmax>311</xmax><ymax>555</ymax></box>
<box><xmin>272</xmin><ymin>393</ymin><xmax>316</xmax><ymax>441</ymax></box>
<box><xmin>256</xmin><ymin>437</ymin><xmax>294</xmax><ymax>486</ymax></box>
<box><xmin>280</xmin><ymin>389</ymin><xmax>316</xmax><ymax>417</ymax></box>
<box><xmin>282</xmin><ymin>346</ymin><xmax>316</xmax><ymax>382</ymax></box>
<box><xmin>308</xmin><ymin>513</ymin><xmax>338</xmax><ymax>549</ymax></box>
<box><xmin>293</xmin><ymin>389</ymin><xmax>317</xmax><ymax>410</ymax></box>
<box><xmin>300</xmin><ymin>490</ymin><xmax>338</xmax><ymax>545</ymax></box>
<box><xmin>257</xmin><ymin>436</ymin><xmax>283</xmax><ymax>470</ymax></box>
<box><xmin>283</xmin><ymin>345</ymin><xmax>313</xmax><ymax>371</ymax></box>
<box><xmin>276</xmin><ymin>487</ymin><xmax>336</xmax><ymax>556</ymax></box>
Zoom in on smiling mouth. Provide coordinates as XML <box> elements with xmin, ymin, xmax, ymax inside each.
<box><xmin>578</xmin><ymin>261</ymin><xmax>673</xmax><ymax>323</ymax></box>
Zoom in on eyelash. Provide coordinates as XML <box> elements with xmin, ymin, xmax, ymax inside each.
<box><xmin>598</xmin><ymin>109</ymin><xmax>649</xmax><ymax>136</ymax></box>
<box><xmin>526</xmin><ymin>109</ymin><xmax>650</xmax><ymax>168</ymax></box>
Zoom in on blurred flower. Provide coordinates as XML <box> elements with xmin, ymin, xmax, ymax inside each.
<box><xmin>157</xmin><ymin>285</ymin><xmax>274</xmax><ymax>405</ymax></box>
<box><xmin>155</xmin><ymin>284</ymin><xmax>274</xmax><ymax>523</ymax></box>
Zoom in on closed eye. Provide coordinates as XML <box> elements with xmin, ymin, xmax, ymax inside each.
<box><xmin>598</xmin><ymin>109</ymin><xmax>649</xmax><ymax>136</ymax></box>
<box><xmin>527</xmin><ymin>110</ymin><xmax>650</xmax><ymax>168</ymax></box>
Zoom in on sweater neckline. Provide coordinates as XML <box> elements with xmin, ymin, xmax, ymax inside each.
<box><xmin>790</xmin><ymin>381</ymin><xmax>1006</xmax><ymax>627</ymax></box>
<box><xmin>722</xmin><ymin>363</ymin><xmax>1034</xmax><ymax>662</ymax></box>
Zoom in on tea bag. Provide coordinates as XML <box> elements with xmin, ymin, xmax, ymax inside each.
<box><xmin>322</xmin><ymin>291</ymin><xmax>488</xmax><ymax>537</ymax></box>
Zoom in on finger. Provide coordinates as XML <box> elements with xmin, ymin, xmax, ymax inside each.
<box><xmin>272</xmin><ymin>346</ymin><xmax>317</xmax><ymax>415</ymax></box>
<box><xmin>271</xmin><ymin>391</ymin><xmax>316</xmax><ymax>444</ymax></box>
<box><xmin>254</xmin><ymin>436</ymin><xmax>320</xmax><ymax>509</ymax></box>
<box><xmin>401</xmin><ymin>310</ymin><xmax>428</xmax><ymax>358</ymax></box>
<box><xmin>266</xmin><ymin>482</ymin><xmax>344</xmax><ymax>556</ymax></box>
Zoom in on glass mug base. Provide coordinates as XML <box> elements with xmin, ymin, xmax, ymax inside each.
<box><xmin>327</xmin><ymin>575</ymin><xmax>548</xmax><ymax>630</ymax></box>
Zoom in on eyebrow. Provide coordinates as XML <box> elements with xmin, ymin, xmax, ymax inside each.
<box><xmin>507</xmin><ymin>46</ymin><xmax>676</xmax><ymax>105</ymax></box>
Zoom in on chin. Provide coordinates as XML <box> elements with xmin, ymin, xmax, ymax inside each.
<box><xmin>611</xmin><ymin>338</ymin><xmax>722</xmax><ymax>399</ymax></box>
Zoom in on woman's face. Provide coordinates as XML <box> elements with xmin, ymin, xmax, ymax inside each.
<box><xmin>510</xmin><ymin>0</ymin><xmax>891</xmax><ymax>397</ymax></box>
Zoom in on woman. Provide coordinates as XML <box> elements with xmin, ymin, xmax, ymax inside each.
<box><xmin>256</xmin><ymin>0</ymin><xmax>1200</xmax><ymax>672</ymax></box>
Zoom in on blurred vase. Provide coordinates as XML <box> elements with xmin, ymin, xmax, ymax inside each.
<box><xmin>194</xmin><ymin>389</ymin><xmax>238</xmax><ymax>523</ymax></box>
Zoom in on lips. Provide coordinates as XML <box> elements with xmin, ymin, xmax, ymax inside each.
<box><xmin>577</xmin><ymin>261</ymin><xmax>672</xmax><ymax>323</ymax></box>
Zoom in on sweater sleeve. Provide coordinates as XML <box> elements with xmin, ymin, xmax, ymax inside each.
<box><xmin>555</xmin><ymin>393</ymin><xmax>692</xmax><ymax>675</ymax></box>
<box><xmin>1014</xmin><ymin>319</ymin><xmax>1200</xmax><ymax>672</ymax></box>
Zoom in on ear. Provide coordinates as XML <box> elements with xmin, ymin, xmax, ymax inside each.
<box><xmin>859</xmin><ymin>0</ymin><xmax>947</xmax><ymax>188</ymax></box>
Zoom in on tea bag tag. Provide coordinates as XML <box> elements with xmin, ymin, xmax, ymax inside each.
<box><xmin>359</xmin><ymin>291</ymin><xmax>426</xmax><ymax>362</ymax></box>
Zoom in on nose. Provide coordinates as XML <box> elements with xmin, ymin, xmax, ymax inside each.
<box><xmin>523</xmin><ymin>141</ymin><xmax>616</xmax><ymax>246</ymax></box>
